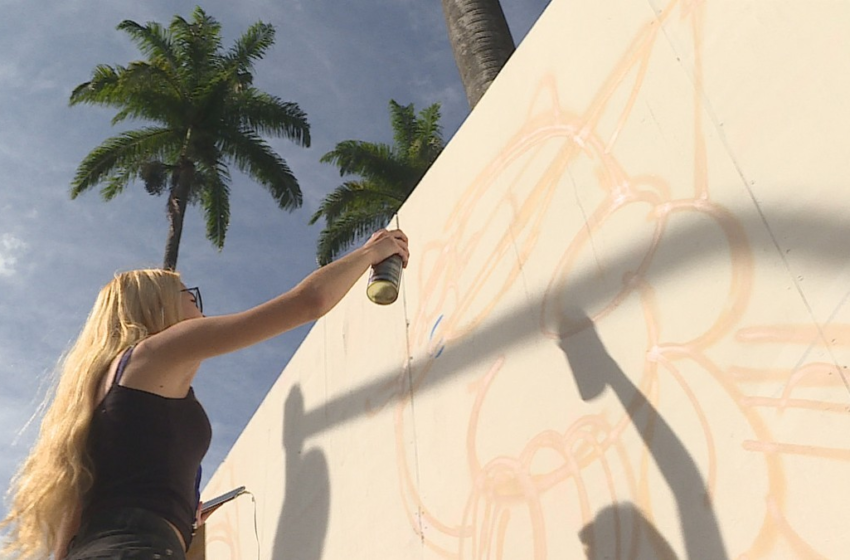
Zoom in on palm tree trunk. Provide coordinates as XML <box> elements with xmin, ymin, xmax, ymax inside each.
<box><xmin>441</xmin><ymin>0</ymin><xmax>516</xmax><ymax>109</ymax></box>
<box><xmin>163</xmin><ymin>160</ymin><xmax>194</xmax><ymax>271</ymax></box>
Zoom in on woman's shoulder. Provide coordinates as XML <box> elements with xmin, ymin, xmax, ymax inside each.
<box><xmin>96</xmin><ymin>348</ymin><xmax>130</xmax><ymax>404</ymax></box>
<box><xmin>111</xmin><ymin>338</ymin><xmax>200</xmax><ymax>399</ymax></box>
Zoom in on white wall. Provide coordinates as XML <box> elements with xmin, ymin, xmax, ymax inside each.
<box><xmin>202</xmin><ymin>1</ymin><xmax>850</xmax><ymax>558</ymax></box>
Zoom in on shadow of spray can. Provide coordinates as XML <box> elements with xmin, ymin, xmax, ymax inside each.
<box><xmin>367</xmin><ymin>254</ymin><xmax>403</xmax><ymax>305</ymax></box>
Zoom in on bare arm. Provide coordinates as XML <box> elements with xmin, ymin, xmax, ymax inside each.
<box><xmin>53</xmin><ymin>502</ymin><xmax>82</xmax><ymax>559</ymax></box>
<box><xmin>146</xmin><ymin>229</ymin><xmax>409</xmax><ymax>368</ymax></box>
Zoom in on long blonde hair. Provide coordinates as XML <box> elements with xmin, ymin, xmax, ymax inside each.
<box><xmin>1</xmin><ymin>269</ymin><xmax>185</xmax><ymax>559</ymax></box>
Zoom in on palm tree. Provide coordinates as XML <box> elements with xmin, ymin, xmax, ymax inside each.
<box><xmin>69</xmin><ymin>7</ymin><xmax>310</xmax><ymax>270</ymax></box>
<box><xmin>441</xmin><ymin>0</ymin><xmax>516</xmax><ymax>109</ymax></box>
<box><xmin>310</xmin><ymin>100</ymin><xmax>444</xmax><ymax>265</ymax></box>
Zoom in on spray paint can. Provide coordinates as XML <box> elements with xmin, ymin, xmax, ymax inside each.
<box><xmin>367</xmin><ymin>254</ymin><xmax>403</xmax><ymax>305</ymax></box>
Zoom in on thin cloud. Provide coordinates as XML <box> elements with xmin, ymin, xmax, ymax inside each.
<box><xmin>0</xmin><ymin>234</ymin><xmax>26</xmax><ymax>277</ymax></box>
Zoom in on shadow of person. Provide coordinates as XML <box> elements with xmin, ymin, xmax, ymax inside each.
<box><xmin>559</xmin><ymin>310</ymin><xmax>728</xmax><ymax>560</ymax></box>
<box><xmin>580</xmin><ymin>502</ymin><xmax>678</xmax><ymax>559</ymax></box>
<box><xmin>272</xmin><ymin>385</ymin><xmax>330</xmax><ymax>560</ymax></box>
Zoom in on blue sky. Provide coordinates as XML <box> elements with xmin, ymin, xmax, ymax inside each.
<box><xmin>0</xmin><ymin>0</ymin><xmax>550</xmax><ymax>519</ymax></box>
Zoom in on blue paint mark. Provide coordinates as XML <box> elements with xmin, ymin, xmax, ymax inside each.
<box><xmin>430</xmin><ymin>315</ymin><xmax>444</xmax><ymax>340</ymax></box>
<box><xmin>430</xmin><ymin>315</ymin><xmax>446</xmax><ymax>359</ymax></box>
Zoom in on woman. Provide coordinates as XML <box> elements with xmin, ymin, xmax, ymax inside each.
<box><xmin>1</xmin><ymin>229</ymin><xmax>409</xmax><ymax>559</ymax></box>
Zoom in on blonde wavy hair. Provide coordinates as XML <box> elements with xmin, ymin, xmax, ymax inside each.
<box><xmin>1</xmin><ymin>269</ymin><xmax>186</xmax><ymax>559</ymax></box>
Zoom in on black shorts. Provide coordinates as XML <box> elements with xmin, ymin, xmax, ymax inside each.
<box><xmin>66</xmin><ymin>507</ymin><xmax>186</xmax><ymax>560</ymax></box>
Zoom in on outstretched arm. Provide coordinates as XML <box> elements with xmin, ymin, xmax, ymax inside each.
<box><xmin>146</xmin><ymin>229</ymin><xmax>409</xmax><ymax>367</ymax></box>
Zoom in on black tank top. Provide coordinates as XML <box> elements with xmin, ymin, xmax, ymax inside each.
<box><xmin>83</xmin><ymin>347</ymin><xmax>212</xmax><ymax>548</ymax></box>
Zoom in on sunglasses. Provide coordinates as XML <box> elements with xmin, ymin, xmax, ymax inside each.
<box><xmin>181</xmin><ymin>287</ymin><xmax>203</xmax><ymax>314</ymax></box>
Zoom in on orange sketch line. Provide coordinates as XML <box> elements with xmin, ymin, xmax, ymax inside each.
<box><xmin>729</xmin><ymin>363</ymin><xmax>848</xmax><ymax>386</ymax></box>
<box><xmin>736</xmin><ymin>324</ymin><xmax>850</xmax><ymax>346</ymax></box>
<box><xmin>743</xmin><ymin>440</ymin><xmax>850</xmax><ymax>462</ymax></box>
<box><xmin>740</xmin><ymin>396</ymin><xmax>850</xmax><ymax>414</ymax></box>
<box><xmin>765</xmin><ymin>498</ymin><xmax>832</xmax><ymax>560</ymax></box>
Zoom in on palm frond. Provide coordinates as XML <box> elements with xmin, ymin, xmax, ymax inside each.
<box><xmin>121</xmin><ymin>60</ymin><xmax>185</xmax><ymax>98</ymax></box>
<box><xmin>199</xmin><ymin>164</ymin><xmax>231</xmax><ymax>249</ymax></box>
<box><xmin>413</xmin><ymin>103</ymin><xmax>445</xmax><ymax>162</ymax></box>
<box><xmin>218</xmin><ymin>129</ymin><xmax>301</xmax><ymax>210</ymax></box>
<box><xmin>70</xmin><ymin>62</ymin><xmax>186</xmax><ymax>127</ymax></box>
<box><xmin>315</xmin><ymin>208</ymin><xmax>396</xmax><ymax>266</ymax></box>
<box><xmin>108</xmin><ymin>63</ymin><xmax>186</xmax><ymax>126</ymax></box>
<box><xmin>319</xmin><ymin>140</ymin><xmax>410</xmax><ymax>184</ymax></box>
<box><xmin>69</xmin><ymin>65</ymin><xmax>124</xmax><ymax>107</ymax></box>
<box><xmin>116</xmin><ymin>20</ymin><xmax>180</xmax><ymax>72</ymax></box>
<box><xmin>71</xmin><ymin>127</ymin><xmax>178</xmax><ymax>197</ymax></box>
<box><xmin>225</xmin><ymin>22</ymin><xmax>275</xmax><ymax>74</ymax></box>
<box><xmin>233</xmin><ymin>89</ymin><xmax>310</xmax><ymax>147</ymax></box>
<box><xmin>309</xmin><ymin>180</ymin><xmax>405</xmax><ymax>225</ymax></box>
<box><xmin>171</xmin><ymin>9</ymin><xmax>222</xmax><ymax>85</ymax></box>
<box><xmin>388</xmin><ymin>100</ymin><xmax>417</xmax><ymax>158</ymax></box>
<box><xmin>101</xmin><ymin>168</ymin><xmax>133</xmax><ymax>200</ymax></box>
<box><xmin>416</xmin><ymin>103</ymin><xmax>442</xmax><ymax>133</ymax></box>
